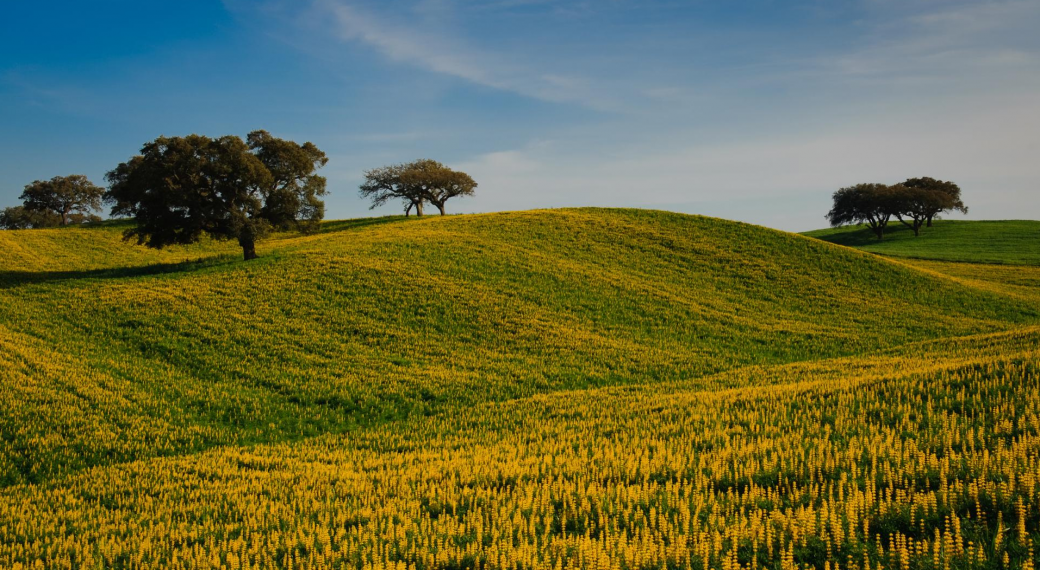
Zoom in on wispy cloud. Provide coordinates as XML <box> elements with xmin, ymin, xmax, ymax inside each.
<box><xmin>1</xmin><ymin>71</ymin><xmax>94</xmax><ymax>114</ymax></box>
<box><xmin>313</xmin><ymin>0</ymin><xmax>616</xmax><ymax>108</ymax></box>
<box><xmin>824</xmin><ymin>0</ymin><xmax>1040</xmax><ymax>80</ymax></box>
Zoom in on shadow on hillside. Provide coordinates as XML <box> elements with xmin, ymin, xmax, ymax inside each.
<box><xmin>815</xmin><ymin>224</ymin><xmax>917</xmax><ymax>247</ymax></box>
<box><xmin>0</xmin><ymin>255</ymin><xmax>237</xmax><ymax>289</ymax></box>
<box><xmin>318</xmin><ymin>216</ymin><xmax>411</xmax><ymax>234</ymax></box>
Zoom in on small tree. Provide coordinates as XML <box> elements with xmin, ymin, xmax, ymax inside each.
<box><xmin>359</xmin><ymin>163</ymin><xmax>427</xmax><ymax>217</ymax></box>
<box><xmin>403</xmin><ymin>159</ymin><xmax>477</xmax><ymax>216</ymax></box>
<box><xmin>902</xmin><ymin>177</ymin><xmax>966</xmax><ymax>226</ymax></box>
<box><xmin>826</xmin><ymin>183</ymin><xmax>900</xmax><ymax>240</ymax></box>
<box><xmin>0</xmin><ymin>205</ymin><xmax>63</xmax><ymax>229</ymax></box>
<box><xmin>359</xmin><ymin>159</ymin><xmax>476</xmax><ymax>216</ymax></box>
<box><xmin>890</xmin><ymin>185</ymin><xmax>954</xmax><ymax>237</ymax></box>
<box><xmin>105</xmin><ymin>132</ymin><xmax>328</xmax><ymax>261</ymax></box>
<box><xmin>2</xmin><ymin>175</ymin><xmax>104</xmax><ymax>228</ymax></box>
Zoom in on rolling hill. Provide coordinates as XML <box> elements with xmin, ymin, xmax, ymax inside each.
<box><xmin>1</xmin><ymin>208</ymin><xmax>1038</xmax><ymax>569</ymax></box>
<box><xmin>804</xmin><ymin>219</ymin><xmax>1040</xmax><ymax>265</ymax></box>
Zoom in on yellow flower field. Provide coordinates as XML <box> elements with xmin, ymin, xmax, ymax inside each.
<box><xmin>0</xmin><ymin>209</ymin><xmax>1037</xmax><ymax>569</ymax></box>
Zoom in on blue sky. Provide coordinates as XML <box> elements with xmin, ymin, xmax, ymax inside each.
<box><xmin>2</xmin><ymin>0</ymin><xmax>1037</xmax><ymax>231</ymax></box>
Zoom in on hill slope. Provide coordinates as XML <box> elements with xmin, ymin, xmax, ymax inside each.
<box><xmin>2</xmin><ymin>208</ymin><xmax>1039</xmax><ymax>569</ymax></box>
<box><xmin>1</xmin><ymin>208</ymin><xmax>1037</xmax><ymax>486</ymax></box>
<box><xmin>804</xmin><ymin>219</ymin><xmax>1040</xmax><ymax>264</ymax></box>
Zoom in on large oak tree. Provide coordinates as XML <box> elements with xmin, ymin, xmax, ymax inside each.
<box><xmin>105</xmin><ymin>131</ymin><xmax>327</xmax><ymax>260</ymax></box>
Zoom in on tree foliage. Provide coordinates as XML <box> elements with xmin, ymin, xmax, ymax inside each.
<box><xmin>359</xmin><ymin>163</ymin><xmax>428</xmax><ymax>216</ymax></box>
<box><xmin>827</xmin><ymin>178</ymin><xmax>967</xmax><ymax>240</ymax></box>
<box><xmin>901</xmin><ymin>177</ymin><xmax>967</xmax><ymax>227</ymax></box>
<box><xmin>890</xmin><ymin>185</ymin><xmax>949</xmax><ymax>236</ymax></box>
<box><xmin>0</xmin><ymin>175</ymin><xmax>104</xmax><ymax>229</ymax></box>
<box><xmin>826</xmin><ymin>183</ymin><xmax>900</xmax><ymax>240</ymax></box>
<box><xmin>0</xmin><ymin>206</ymin><xmax>62</xmax><ymax>229</ymax></box>
<box><xmin>359</xmin><ymin>159</ymin><xmax>476</xmax><ymax>216</ymax></box>
<box><xmin>248</xmin><ymin>130</ymin><xmax>328</xmax><ymax>232</ymax></box>
<box><xmin>105</xmin><ymin>131</ymin><xmax>328</xmax><ymax>260</ymax></box>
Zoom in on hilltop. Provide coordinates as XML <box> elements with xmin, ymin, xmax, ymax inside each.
<box><xmin>804</xmin><ymin>219</ymin><xmax>1040</xmax><ymax>265</ymax></box>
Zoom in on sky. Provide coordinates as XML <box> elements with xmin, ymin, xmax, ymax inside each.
<box><xmin>1</xmin><ymin>0</ymin><xmax>1037</xmax><ymax>231</ymax></box>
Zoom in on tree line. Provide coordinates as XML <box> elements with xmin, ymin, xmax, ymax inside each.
<box><xmin>826</xmin><ymin>178</ymin><xmax>967</xmax><ymax>240</ymax></box>
<box><xmin>0</xmin><ymin>134</ymin><xmax>477</xmax><ymax>260</ymax></box>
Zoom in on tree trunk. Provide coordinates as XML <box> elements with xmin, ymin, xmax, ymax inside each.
<box><xmin>926</xmin><ymin>215</ymin><xmax>933</xmax><ymax>227</ymax></box>
<box><xmin>240</xmin><ymin>237</ymin><xmax>258</xmax><ymax>261</ymax></box>
<box><xmin>435</xmin><ymin>202</ymin><xmax>446</xmax><ymax>216</ymax></box>
<box><xmin>414</xmin><ymin>202</ymin><xmax>425</xmax><ymax>217</ymax></box>
<box><xmin>404</xmin><ymin>202</ymin><xmax>413</xmax><ymax>217</ymax></box>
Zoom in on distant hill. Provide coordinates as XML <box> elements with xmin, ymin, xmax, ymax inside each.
<box><xmin>803</xmin><ymin>219</ymin><xmax>1040</xmax><ymax>265</ymax></box>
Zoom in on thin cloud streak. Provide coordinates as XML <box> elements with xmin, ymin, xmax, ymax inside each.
<box><xmin>315</xmin><ymin>0</ymin><xmax>617</xmax><ymax>109</ymax></box>
<box><xmin>825</xmin><ymin>1</ymin><xmax>1040</xmax><ymax>78</ymax></box>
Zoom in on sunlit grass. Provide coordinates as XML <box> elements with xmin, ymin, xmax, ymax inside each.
<box><xmin>804</xmin><ymin>220</ymin><xmax>1040</xmax><ymax>265</ymax></box>
<box><xmin>1</xmin><ymin>208</ymin><xmax>1038</xmax><ymax>569</ymax></box>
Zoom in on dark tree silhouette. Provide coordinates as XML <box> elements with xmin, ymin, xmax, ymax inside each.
<box><xmin>0</xmin><ymin>175</ymin><xmax>104</xmax><ymax>229</ymax></box>
<box><xmin>902</xmin><ymin>177</ymin><xmax>966</xmax><ymax>227</ymax></box>
<box><xmin>105</xmin><ymin>132</ymin><xmax>327</xmax><ymax>260</ymax></box>
<box><xmin>0</xmin><ymin>205</ymin><xmax>63</xmax><ymax>229</ymax></box>
<box><xmin>826</xmin><ymin>183</ymin><xmax>901</xmax><ymax>240</ymax></box>
<box><xmin>359</xmin><ymin>163</ymin><xmax>428</xmax><ymax>217</ymax></box>
<box><xmin>360</xmin><ymin>159</ymin><xmax>476</xmax><ymax>216</ymax></box>
<box><xmin>890</xmin><ymin>185</ymin><xmax>957</xmax><ymax>237</ymax></box>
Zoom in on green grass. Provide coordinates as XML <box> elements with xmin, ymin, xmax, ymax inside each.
<box><xmin>803</xmin><ymin>219</ymin><xmax>1040</xmax><ymax>265</ymax></box>
<box><xmin>2</xmin><ymin>208</ymin><xmax>1040</xmax><ymax>569</ymax></box>
<box><xmin>1</xmin><ymin>208</ymin><xmax>1037</xmax><ymax>486</ymax></box>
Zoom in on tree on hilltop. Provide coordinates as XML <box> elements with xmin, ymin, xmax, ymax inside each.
<box><xmin>402</xmin><ymin>159</ymin><xmax>477</xmax><ymax>216</ymax></box>
<box><xmin>359</xmin><ymin>162</ymin><xmax>428</xmax><ymax>216</ymax></box>
<box><xmin>0</xmin><ymin>175</ymin><xmax>104</xmax><ymax>229</ymax></box>
<box><xmin>890</xmin><ymin>185</ymin><xmax>957</xmax><ymax>237</ymax></box>
<box><xmin>105</xmin><ymin>131</ymin><xmax>328</xmax><ymax>260</ymax></box>
<box><xmin>826</xmin><ymin>183</ymin><xmax>901</xmax><ymax>240</ymax></box>
<box><xmin>359</xmin><ymin>159</ymin><xmax>476</xmax><ymax>217</ymax></box>
<box><xmin>901</xmin><ymin>177</ymin><xmax>966</xmax><ymax>227</ymax></box>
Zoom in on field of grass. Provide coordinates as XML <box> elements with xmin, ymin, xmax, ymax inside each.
<box><xmin>803</xmin><ymin>220</ymin><xmax>1040</xmax><ymax>265</ymax></box>
<box><xmin>1</xmin><ymin>208</ymin><xmax>1038</xmax><ymax>569</ymax></box>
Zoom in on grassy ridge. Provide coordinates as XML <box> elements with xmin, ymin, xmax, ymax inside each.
<box><xmin>1</xmin><ymin>208</ymin><xmax>1039</xmax><ymax>569</ymax></box>
<box><xmin>2</xmin><ymin>209</ymin><xmax>1036</xmax><ymax>485</ymax></box>
<box><xmin>803</xmin><ymin>219</ymin><xmax>1040</xmax><ymax>265</ymax></box>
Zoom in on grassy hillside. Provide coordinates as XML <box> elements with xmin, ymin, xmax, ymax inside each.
<box><xmin>1</xmin><ymin>208</ymin><xmax>1038</xmax><ymax>569</ymax></box>
<box><xmin>4</xmin><ymin>327</ymin><xmax>1039</xmax><ymax>570</ymax></box>
<box><xmin>2</xmin><ymin>208</ymin><xmax>1035</xmax><ymax>485</ymax></box>
<box><xmin>803</xmin><ymin>219</ymin><xmax>1040</xmax><ymax>264</ymax></box>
